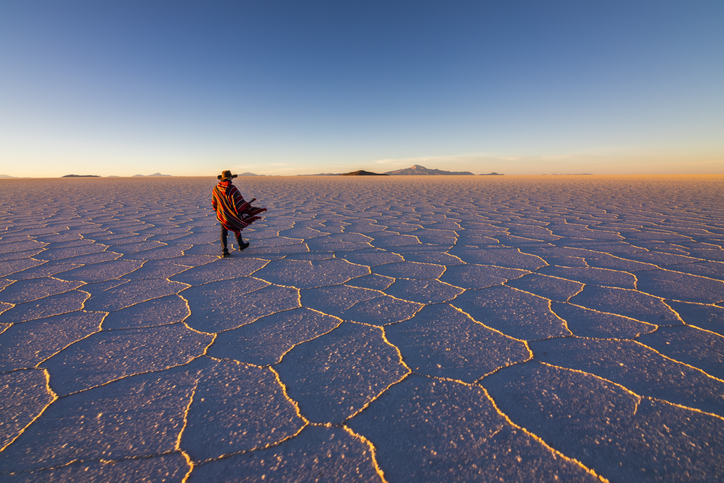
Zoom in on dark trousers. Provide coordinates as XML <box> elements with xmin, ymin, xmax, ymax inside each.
<box><xmin>220</xmin><ymin>226</ymin><xmax>243</xmax><ymax>252</ymax></box>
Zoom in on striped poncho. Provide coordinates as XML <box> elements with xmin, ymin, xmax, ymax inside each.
<box><xmin>211</xmin><ymin>180</ymin><xmax>267</xmax><ymax>233</ymax></box>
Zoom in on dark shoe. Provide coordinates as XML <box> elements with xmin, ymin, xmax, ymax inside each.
<box><xmin>238</xmin><ymin>241</ymin><xmax>250</xmax><ymax>252</ymax></box>
<box><xmin>221</xmin><ymin>250</ymin><xmax>231</xmax><ymax>258</ymax></box>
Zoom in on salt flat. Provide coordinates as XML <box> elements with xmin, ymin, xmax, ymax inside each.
<box><xmin>1</xmin><ymin>175</ymin><xmax>723</xmax><ymax>482</ymax></box>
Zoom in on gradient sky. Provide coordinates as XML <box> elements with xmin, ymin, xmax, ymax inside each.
<box><xmin>1</xmin><ymin>0</ymin><xmax>723</xmax><ymax>177</ymax></box>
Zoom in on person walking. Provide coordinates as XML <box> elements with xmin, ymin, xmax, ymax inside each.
<box><xmin>212</xmin><ymin>170</ymin><xmax>267</xmax><ymax>258</ymax></box>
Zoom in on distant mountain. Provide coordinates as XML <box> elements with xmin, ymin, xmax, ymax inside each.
<box><xmin>148</xmin><ymin>172</ymin><xmax>171</xmax><ymax>177</ymax></box>
<box><xmin>479</xmin><ymin>172</ymin><xmax>503</xmax><ymax>176</ymax></box>
<box><xmin>385</xmin><ymin>165</ymin><xmax>474</xmax><ymax>176</ymax></box>
<box><xmin>238</xmin><ymin>172</ymin><xmax>262</xmax><ymax>176</ymax></box>
<box><xmin>342</xmin><ymin>170</ymin><xmax>388</xmax><ymax>176</ymax></box>
<box><xmin>0</xmin><ymin>174</ymin><xmax>18</xmax><ymax>178</ymax></box>
<box><xmin>298</xmin><ymin>173</ymin><xmax>341</xmax><ymax>176</ymax></box>
<box><xmin>133</xmin><ymin>173</ymin><xmax>172</xmax><ymax>177</ymax></box>
<box><xmin>62</xmin><ymin>174</ymin><xmax>100</xmax><ymax>178</ymax></box>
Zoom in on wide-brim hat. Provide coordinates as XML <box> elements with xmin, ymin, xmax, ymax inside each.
<box><xmin>218</xmin><ymin>170</ymin><xmax>238</xmax><ymax>180</ymax></box>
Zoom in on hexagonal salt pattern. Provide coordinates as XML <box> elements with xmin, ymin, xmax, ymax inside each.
<box><xmin>1</xmin><ymin>175</ymin><xmax>724</xmax><ymax>481</ymax></box>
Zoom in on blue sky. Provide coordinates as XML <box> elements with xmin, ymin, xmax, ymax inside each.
<box><xmin>1</xmin><ymin>0</ymin><xmax>723</xmax><ymax>176</ymax></box>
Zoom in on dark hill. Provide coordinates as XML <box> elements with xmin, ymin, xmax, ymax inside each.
<box><xmin>342</xmin><ymin>170</ymin><xmax>388</xmax><ymax>176</ymax></box>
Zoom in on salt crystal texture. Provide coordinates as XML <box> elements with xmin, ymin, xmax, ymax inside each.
<box><xmin>1</xmin><ymin>175</ymin><xmax>723</xmax><ymax>481</ymax></box>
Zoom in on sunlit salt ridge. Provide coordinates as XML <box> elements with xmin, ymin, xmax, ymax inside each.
<box><xmin>0</xmin><ymin>175</ymin><xmax>723</xmax><ymax>481</ymax></box>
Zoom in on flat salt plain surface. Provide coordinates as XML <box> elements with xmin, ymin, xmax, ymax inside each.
<box><xmin>1</xmin><ymin>175</ymin><xmax>723</xmax><ymax>482</ymax></box>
